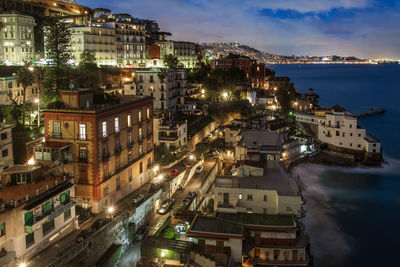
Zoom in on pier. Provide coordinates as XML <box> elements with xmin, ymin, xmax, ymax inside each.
<box><xmin>354</xmin><ymin>107</ymin><xmax>386</xmax><ymax>118</ymax></box>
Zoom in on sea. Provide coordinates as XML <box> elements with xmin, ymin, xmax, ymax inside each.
<box><xmin>270</xmin><ymin>64</ymin><xmax>400</xmax><ymax>267</ymax></box>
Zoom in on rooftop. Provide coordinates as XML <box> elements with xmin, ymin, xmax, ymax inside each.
<box><xmin>238</xmin><ymin>130</ymin><xmax>285</xmax><ymax>151</ymax></box>
<box><xmin>215</xmin><ymin>165</ymin><xmax>299</xmax><ymax>196</ymax></box>
<box><xmin>216</xmin><ymin>212</ymin><xmax>296</xmax><ymax>227</ymax></box>
<box><xmin>1</xmin><ymin>164</ymin><xmax>41</xmax><ymax>174</ymax></box>
<box><xmin>189</xmin><ymin>215</ymin><xmax>244</xmax><ymax>236</ymax></box>
<box><xmin>365</xmin><ymin>133</ymin><xmax>380</xmax><ymax>142</ymax></box>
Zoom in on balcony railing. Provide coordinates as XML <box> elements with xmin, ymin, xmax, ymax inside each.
<box><xmin>78</xmin><ymin>157</ymin><xmax>88</xmax><ymax>163</ymax></box>
<box><xmin>52</xmin><ymin>132</ymin><xmax>62</xmax><ymax>139</ymax></box>
<box><xmin>102</xmin><ymin>152</ymin><xmax>111</xmax><ymax>162</ymax></box>
<box><xmin>115</xmin><ymin>146</ymin><xmax>122</xmax><ymax>155</ymax></box>
<box><xmin>77</xmin><ymin>134</ymin><xmax>87</xmax><ymax>141</ymax></box>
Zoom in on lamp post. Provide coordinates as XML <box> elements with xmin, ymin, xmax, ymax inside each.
<box><xmin>34</xmin><ymin>98</ymin><xmax>40</xmax><ymax>127</ymax></box>
<box><xmin>108</xmin><ymin>206</ymin><xmax>114</xmax><ymax>219</ymax></box>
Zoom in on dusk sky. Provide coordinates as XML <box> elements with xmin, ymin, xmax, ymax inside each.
<box><xmin>80</xmin><ymin>0</ymin><xmax>400</xmax><ymax>58</ymax></box>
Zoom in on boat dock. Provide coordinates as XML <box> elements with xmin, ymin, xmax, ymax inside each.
<box><xmin>354</xmin><ymin>107</ymin><xmax>386</xmax><ymax>118</ymax></box>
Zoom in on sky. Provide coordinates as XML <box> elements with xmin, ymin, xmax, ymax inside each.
<box><xmin>79</xmin><ymin>0</ymin><xmax>400</xmax><ymax>58</ymax></box>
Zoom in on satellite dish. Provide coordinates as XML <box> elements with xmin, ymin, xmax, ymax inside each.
<box><xmin>69</xmin><ymin>83</ymin><xmax>75</xmax><ymax>90</ymax></box>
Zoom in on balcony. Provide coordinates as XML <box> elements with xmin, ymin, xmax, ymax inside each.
<box><xmin>77</xmin><ymin>134</ymin><xmax>87</xmax><ymax>141</ymax></box>
<box><xmin>52</xmin><ymin>132</ymin><xmax>62</xmax><ymax>139</ymax></box>
<box><xmin>159</xmin><ymin>133</ymin><xmax>178</xmax><ymax>142</ymax></box>
<box><xmin>78</xmin><ymin>157</ymin><xmax>88</xmax><ymax>164</ymax></box>
<box><xmin>102</xmin><ymin>152</ymin><xmax>111</xmax><ymax>162</ymax></box>
<box><xmin>115</xmin><ymin>146</ymin><xmax>122</xmax><ymax>155</ymax></box>
<box><xmin>216</xmin><ymin>201</ymin><xmax>237</xmax><ymax>213</ymax></box>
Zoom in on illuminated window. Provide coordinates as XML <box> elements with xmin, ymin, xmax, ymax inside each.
<box><xmin>115</xmin><ymin>117</ymin><xmax>120</xmax><ymax>132</ymax></box>
<box><xmin>138</xmin><ymin>110</ymin><xmax>142</xmax><ymax>122</ymax></box>
<box><xmin>127</xmin><ymin>113</ymin><xmax>132</xmax><ymax>127</ymax></box>
<box><xmin>102</xmin><ymin>121</ymin><xmax>107</xmax><ymax>137</ymax></box>
<box><xmin>79</xmin><ymin>124</ymin><xmax>86</xmax><ymax>140</ymax></box>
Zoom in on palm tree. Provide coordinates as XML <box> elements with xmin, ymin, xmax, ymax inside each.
<box><xmin>17</xmin><ymin>67</ymin><xmax>34</xmax><ymax>125</ymax></box>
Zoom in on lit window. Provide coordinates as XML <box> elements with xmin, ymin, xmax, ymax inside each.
<box><xmin>238</xmin><ymin>193</ymin><xmax>242</xmax><ymax>200</ymax></box>
<box><xmin>115</xmin><ymin>117</ymin><xmax>120</xmax><ymax>132</ymax></box>
<box><xmin>139</xmin><ymin>128</ymin><xmax>142</xmax><ymax>139</ymax></box>
<box><xmin>102</xmin><ymin>121</ymin><xmax>107</xmax><ymax>137</ymax></box>
<box><xmin>79</xmin><ymin>124</ymin><xmax>86</xmax><ymax>140</ymax></box>
<box><xmin>138</xmin><ymin>110</ymin><xmax>142</xmax><ymax>122</ymax></box>
<box><xmin>127</xmin><ymin>113</ymin><xmax>132</xmax><ymax>127</ymax></box>
<box><xmin>146</xmin><ymin>107</ymin><xmax>150</xmax><ymax>119</ymax></box>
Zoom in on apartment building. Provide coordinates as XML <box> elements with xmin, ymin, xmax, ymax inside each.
<box><xmin>0</xmin><ymin>76</ymin><xmax>39</xmax><ymax>105</ymax></box>
<box><xmin>187</xmin><ymin>213</ymin><xmax>309</xmax><ymax>266</ymax></box>
<box><xmin>41</xmin><ymin>89</ymin><xmax>154</xmax><ymax>213</ymax></box>
<box><xmin>0</xmin><ymin>166</ymin><xmax>76</xmax><ymax>265</ymax></box>
<box><xmin>153</xmin><ymin>40</ymin><xmax>200</xmax><ymax>68</ymax></box>
<box><xmin>0</xmin><ymin>14</ymin><xmax>36</xmax><ymax>65</ymax></box>
<box><xmin>213</xmin><ymin>166</ymin><xmax>302</xmax><ymax>216</ymax></box>
<box><xmin>0</xmin><ymin>124</ymin><xmax>14</xmax><ymax>172</ymax></box>
<box><xmin>296</xmin><ymin>105</ymin><xmax>381</xmax><ymax>155</ymax></box>
<box><xmin>210</xmin><ymin>58</ymin><xmax>265</xmax><ymax>88</ymax></box>
<box><xmin>265</xmin><ymin>76</ymin><xmax>291</xmax><ymax>91</ymax></box>
<box><xmin>153</xmin><ymin>116</ymin><xmax>187</xmax><ymax>150</ymax></box>
<box><xmin>135</xmin><ymin>69</ymin><xmax>187</xmax><ymax>116</ymax></box>
<box><xmin>70</xmin><ymin>25</ymin><xmax>116</xmax><ymax>66</ymax></box>
<box><xmin>104</xmin><ymin>19</ymin><xmax>146</xmax><ymax>68</ymax></box>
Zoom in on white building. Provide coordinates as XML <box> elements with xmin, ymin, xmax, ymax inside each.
<box><xmin>296</xmin><ymin>106</ymin><xmax>381</xmax><ymax>154</ymax></box>
<box><xmin>156</xmin><ymin>41</ymin><xmax>199</xmax><ymax>68</ymax></box>
<box><xmin>0</xmin><ymin>167</ymin><xmax>76</xmax><ymax>265</ymax></box>
<box><xmin>213</xmin><ymin>165</ymin><xmax>302</xmax><ymax>216</ymax></box>
<box><xmin>0</xmin><ymin>124</ymin><xmax>14</xmax><ymax>172</ymax></box>
<box><xmin>70</xmin><ymin>25</ymin><xmax>116</xmax><ymax>66</ymax></box>
<box><xmin>153</xmin><ymin>116</ymin><xmax>187</xmax><ymax>150</ymax></box>
<box><xmin>135</xmin><ymin>69</ymin><xmax>187</xmax><ymax>116</ymax></box>
<box><xmin>0</xmin><ymin>14</ymin><xmax>36</xmax><ymax>65</ymax></box>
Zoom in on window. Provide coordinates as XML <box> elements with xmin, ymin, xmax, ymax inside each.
<box><xmin>15</xmin><ymin>172</ymin><xmax>31</xmax><ymax>184</ymax></box>
<box><xmin>115</xmin><ymin>117</ymin><xmax>120</xmax><ymax>132</ymax></box>
<box><xmin>146</xmin><ymin>107</ymin><xmax>150</xmax><ymax>119</ymax></box>
<box><xmin>102</xmin><ymin>121</ymin><xmax>107</xmax><ymax>137</ymax></box>
<box><xmin>64</xmin><ymin>209</ymin><xmax>71</xmax><ymax>221</ymax></box>
<box><xmin>53</xmin><ymin>122</ymin><xmax>61</xmax><ymax>138</ymax></box>
<box><xmin>128</xmin><ymin>132</ymin><xmax>132</xmax><ymax>145</ymax></box>
<box><xmin>42</xmin><ymin>219</ymin><xmax>55</xmax><ymax>236</ymax></box>
<box><xmin>149</xmin><ymin>75</ymin><xmax>154</xmax><ymax>83</ymax></box>
<box><xmin>264</xmin><ymin>195</ymin><xmax>267</xmax><ymax>201</ymax></box>
<box><xmin>79</xmin><ymin>124</ymin><xmax>86</xmax><ymax>140</ymax></box>
<box><xmin>79</xmin><ymin>146</ymin><xmax>87</xmax><ymax>160</ymax></box>
<box><xmin>1</xmin><ymin>132</ymin><xmax>7</xmax><ymax>140</ymax></box>
<box><xmin>238</xmin><ymin>193</ymin><xmax>242</xmax><ymax>200</ymax></box>
<box><xmin>127</xmin><ymin>113</ymin><xmax>132</xmax><ymax>127</ymax></box>
<box><xmin>0</xmin><ymin>223</ymin><xmax>5</xmax><ymax>237</ymax></box>
<box><xmin>128</xmin><ymin>168</ymin><xmax>132</xmax><ymax>182</ymax></box>
<box><xmin>139</xmin><ymin>162</ymin><xmax>143</xmax><ymax>173</ymax></box>
<box><xmin>26</xmin><ymin>232</ymin><xmax>34</xmax><ymax>248</ymax></box>
<box><xmin>350</xmin><ymin>143</ymin><xmax>352</xmax><ymax>147</ymax></box>
<box><xmin>139</xmin><ymin>128</ymin><xmax>143</xmax><ymax>139</ymax></box>
<box><xmin>116</xmin><ymin>177</ymin><xmax>120</xmax><ymax>191</ymax></box>
<box><xmin>139</xmin><ymin>144</ymin><xmax>143</xmax><ymax>155</ymax></box>
<box><xmin>350</xmin><ymin>124</ymin><xmax>352</xmax><ymax>128</ymax></box>
<box><xmin>358</xmin><ymin>144</ymin><xmax>361</xmax><ymax>148</ymax></box>
<box><xmin>342</xmin><ymin>132</ymin><xmax>345</xmax><ymax>137</ymax></box>
<box><xmin>358</xmin><ymin>133</ymin><xmax>361</xmax><ymax>137</ymax></box>
<box><xmin>104</xmin><ymin>186</ymin><xmax>109</xmax><ymax>196</ymax></box>
<box><xmin>60</xmin><ymin>190</ymin><xmax>70</xmax><ymax>204</ymax></box>
<box><xmin>373</xmin><ymin>144</ymin><xmax>376</xmax><ymax>147</ymax></box>
<box><xmin>336</xmin><ymin>131</ymin><xmax>339</xmax><ymax>136</ymax></box>
<box><xmin>138</xmin><ymin>110</ymin><xmax>142</xmax><ymax>122</ymax></box>
<box><xmin>247</xmin><ymin>194</ymin><xmax>253</xmax><ymax>201</ymax></box>
<box><xmin>2</xmin><ymin>149</ymin><xmax>8</xmax><ymax>158</ymax></box>
<box><xmin>350</xmin><ymin>133</ymin><xmax>353</xmax><ymax>136</ymax></box>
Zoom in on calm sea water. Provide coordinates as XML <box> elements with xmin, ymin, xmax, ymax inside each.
<box><xmin>271</xmin><ymin>64</ymin><xmax>400</xmax><ymax>267</ymax></box>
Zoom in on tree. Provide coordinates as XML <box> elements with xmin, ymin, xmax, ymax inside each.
<box><xmin>163</xmin><ymin>54</ymin><xmax>183</xmax><ymax>69</ymax></box>
<box><xmin>74</xmin><ymin>50</ymin><xmax>98</xmax><ymax>88</ymax></box>
<box><xmin>276</xmin><ymin>83</ymin><xmax>296</xmax><ymax>118</ymax></box>
<box><xmin>17</xmin><ymin>67</ymin><xmax>34</xmax><ymax>125</ymax></box>
<box><xmin>78</xmin><ymin>49</ymin><xmax>97</xmax><ymax>70</ymax></box>
<box><xmin>42</xmin><ymin>16</ymin><xmax>72</xmax><ymax>105</ymax></box>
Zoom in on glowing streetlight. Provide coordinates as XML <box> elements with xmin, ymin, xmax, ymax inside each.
<box><xmin>222</xmin><ymin>92</ymin><xmax>228</xmax><ymax>99</ymax></box>
<box><xmin>34</xmin><ymin>98</ymin><xmax>39</xmax><ymax>104</ymax></box>
<box><xmin>201</xmin><ymin>89</ymin><xmax>205</xmax><ymax>94</ymax></box>
<box><xmin>161</xmin><ymin>251</ymin><xmax>166</xmax><ymax>257</ymax></box>
<box><xmin>108</xmin><ymin>206</ymin><xmax>114</xmax><ymax>219</ymax></box>
<box><xmin>28</xmin><ymin>66</ymin><xmax>34</xmax><ymax>72</ymax></box>
<box><xmin>189</xmin><ymin>154</ymin><xmax>194</xmax><ymax>161</ymax></box>
<box><xmin>19</xmin><ymin>263</ymin><xmax>27</xmax><ymax>267</ymax></box>
<box><xmin>153</xmin><ymin>165</ymin><xmax>159</xmax><ymax>173</ymax></box>
<box><xmin>157</xmin><ymin>174</ymin><xmax>164</xmax><ymax>181</ymax></box>
<box><xmin>27</xmin><ymin>157</ymin><xmax>35</xmax><ymax>166</ymax></box>
<box><xmin>273</xmin><ymin>87</ymin><xmax>277</xmax><ymax>91</ymax></box>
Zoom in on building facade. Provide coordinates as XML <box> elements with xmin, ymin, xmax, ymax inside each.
<box><xmin>41</xmin><ymin>90</ymin><xmax>154</xmax><ymax>213</ymax></box>
<box><xmin>0</xmin><ymin>124</ymin><xmax>14</xmax><ymax>172</ymax></box>
<box><xmin>153</xmin><ymin>117</ymin><xmax>187</xmax><ymax>150</ymax></box>
<box><xmin>0</xmin><ymin>76</ymin><xmax>39</xmax><ymax>105</ymax></box>
<box><xmin>0</xmin><ymin>14</ymin><xmax>36</xmax><ymax>65</ymax></box>
<box><xmin>70</xmin><ymin>25</ymin><xmax>116</xmax><ymax>66</ymax></box>
<box><xmin>0</xmin><ymin>166</ymin><xmax>76</xmax><ymax>265</ymax></box>
<box><xmin>154</xmin><ymin>41</ymin><xmax>200</xmax><ymax>68</ymax></box>
<box><xmin>135</xmin><ymin>69</ymin><xmax>187</xmax><ymax>116</ymax></box>
<box><xmin>210</xmin><ymin>58</ymin><xmax>265</xmax><ymax>88</ymax></box>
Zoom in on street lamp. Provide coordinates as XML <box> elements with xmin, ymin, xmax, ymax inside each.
<box><xmin>108</xmin><ymin>206</ymin><xmax>114</xmax><ymax>219</ymax></box>
<box><xmin>34</xmin><ymin>98</ymin><xmax>40</xmax><ymax>127</ymax></box>
<box><xmin>153</xmin><ymin>165</ymin><xmax>159</xmax><ymax>173</ymax></box>
<box><xmin>157</xmin><ymin>174</ymin><xmax>164</xmax><ymax>182</ymax></box>
<box><xmin>27</xmin><ymin>157</ymin><xmax>35</xmax><ymax>166</ymax></box>
<box><xmin>189</xmin><ymin>154</ymin><xmax>195</xmax><ymax>161</ymax></box>
<box><xmin>19</xmin><ymin>262</ymin><xmax>27</xmax><ymax>267</ymax></box>
<box><xmin>222</xmin><ymin>92</ymin><xmax>228</xmax><ymax>100</ymax></box>
<box><xmin>28</xmin><ymin>66</ymin><xmax>34</xmax><ymax>72</ymax></box>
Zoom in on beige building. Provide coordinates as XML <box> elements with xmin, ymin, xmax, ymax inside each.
<box><xmin>153</xmin><ymin>116</ymin><xmax>187</xmax><ymax>150</ymax></box>
<box><xmin>0</xmin><ymin>76</ymin><xmax>39</xmax><ymax>105</ymax></box>
<box><xmin>0</xmin><ymin>166</ymin><xmax>76</xmax><ymax>265</ymax></box>
<box><xmin>213</xmin><ymin>165</ymin><xmax>301</xmax><ymax>216</ymax></box>
<box><xmin>135</xmin><ymin>69</ymin><xmax>187</xmax><ymax>116</ymax></box>
<box><xmin>70</xmin><ymin>25</ymin><xmax>116</xmax><ymax>66</ymax></box>
<box><xmin>0</xmin><ymin>14</ymin><xmax>36</xmax><ymax>65</ymax></box>
<box><xmin>0</xmin><ymin>124</ymin><xmax>14</xmax><ymax>172</ymax></box>
<box><xmin>156</xmin><ymin>41</ymin><xmax>199</xmax><ymax>68</ymax></box>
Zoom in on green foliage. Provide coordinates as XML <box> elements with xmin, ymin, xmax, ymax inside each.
<box><xmin>276</xmin><ymin>83</ymin><xmax>296</xmax><ymax>118</ymax></box>
<box><xmin>0</xmin><ymin>105</ymin><xmax>21</xmax><ymax>124</ymax></box>
<box><xmin>17</xmin><ymin>67</ymin><xmax>34</xmax><ymax>125</ymax></box>
<box><xmin>128</xmin><ymin>223</ymin><xmax>136</xmax><ymax>241</ymax></box>
<box><xmin>196</xmin><ymin>142</ymin><xmax>210</xmax><ymax>155</ymax></box>
<box><xmin>163</xmin><ymin>54</ymin><xmax>183</xmax><ymax>69</ymax></box>
<box><xmin>78</xmin><ymin>50</ymin><xmax>98</xmax><ymax>70</ymax></box>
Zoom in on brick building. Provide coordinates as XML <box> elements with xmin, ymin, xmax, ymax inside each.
<box><xmin>210</xmin><ymin>58</ymin><xmax>265</xmax><ymax>88</ymax></box>
<box><xmin>41</xmin><ymin>89</ymin><xmax>154</xmax><ymax>213</ymax></box>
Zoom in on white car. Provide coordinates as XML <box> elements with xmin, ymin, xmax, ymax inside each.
<box><xmin>133</xmin><ymin>194</ymin><xmax>144</xmax><ymax>203</ymax></box>
<box><xmin>195</xmin><ymin>165</ymin><xmax>203</xmax><ymax>173</ymax></box>
<box><xmin>181</xmin><ymin>198</ymin><xmax>191</xmax><ymax>207</ymax></box>
<box><xmin>158</xmin><ymin>199</ymin><xmax>175</xmax><ymax>214</ymax></box>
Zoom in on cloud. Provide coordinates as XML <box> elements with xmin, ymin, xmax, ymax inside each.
<box><xmin>80</xmin><ymin>0</ymin><xmax>400</xmax><ymax>58</ymax></box>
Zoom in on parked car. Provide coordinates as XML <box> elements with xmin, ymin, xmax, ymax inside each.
<box><xmin>170</xmin><ymin>169</ymin><xmax>179</xmax><ymax>176</ymax></box>
<box><xmin>75</xmin><ymin>230</ymin><xmax>93</xmax><ymax>243</ymax></box>
<box><xmin>187</xmin><ymin>191</ymin><xmax>196</xmax><ymax>199</ymax></box>
<box><xmin>135</xmin><ymin>225</ymin><xmax>149</xmax><ymax>241</ymax></box>
<box><xmin>177</xmin><ymin>185</ymin><xmax>184</xmax><ymax>191</ymax></box>
<box><xmin>133</xmin><ymin>194</ymin><xmax>145</xmax><ymax>203</ymax></box>
<box><xmin>195</xmin><ymin>165</ymin><xmax>203</xmax><ymax>173</ymax></box>
<box><xmin>207</xmin><ymin>133</ymin><xmax>213</xmax><ymax>138</ymax></box>
<box><xmin>181</xmin><ymin>198</ymin><xmax>191</xmax><ymax>207</ymax></box>
<box><xmin>158</xmin><ymin>199</ymin><xmax>175</xmax><ymax>215</ymax></box>
<box><xmin>91</xmin><ymin>218</ymin><xmax>110</xmax><ymax>231</ymax></box>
